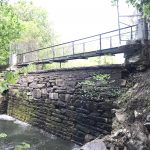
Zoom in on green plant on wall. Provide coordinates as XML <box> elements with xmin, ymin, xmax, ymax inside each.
<box><xmin>79</xmin><ymin>74</ymin><xmax>110</xmax><ymax>87</ymax></box>
<box><xmin>0</xmin><ymin>133</ymin><xmax>7</xmax><ymax>138</ymax></box>
<box><xmin>0</xmin><ymin>71</ymin><xmax>19</xmax><ymax>93</ymax></box>
<box><xmin>78</xmin><ymin>73</ymin><xmax>111</xmax><ymax>97</ymax></box>
<box><xmin>93</xmin><ymin>74</ymin><xmax>110</xmax><ymax>81</ymax></box>
<box><xmin>78</xmin><ymin>73</ymin><xmax>120</xmax><ymax>100</ymax></box>
<box><xmin>0</xmin><ymin>63</ymin><xmax>37</xmax><ymax>94</ymax></box>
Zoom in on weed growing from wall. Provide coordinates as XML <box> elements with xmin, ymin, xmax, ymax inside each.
<box><xmin>78</xmin><ymin>73</ymin><xmax>120</xmax><ymax>101</ymax></box>
<box><xmin>0</xmin><ymin>71</ymin><xmax>19</xmax><ymax>93</ymax></box>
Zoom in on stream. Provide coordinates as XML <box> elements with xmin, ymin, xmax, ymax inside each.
<box><xmin>0</xmin><ymin>115</ymin><xmax>78</xmax><ymax>150</ymax></box>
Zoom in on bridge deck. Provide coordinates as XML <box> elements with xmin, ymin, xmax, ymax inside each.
<box><xmin>17</xmin><ymin>43</ymin><xmax>141</xmax><ymax>67</ymax></box>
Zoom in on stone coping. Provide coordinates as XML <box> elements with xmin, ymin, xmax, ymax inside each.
<box><xmin>28</xmin><ymin>64</ymin><xmax>124</xmax><ymax>74</ymax></box>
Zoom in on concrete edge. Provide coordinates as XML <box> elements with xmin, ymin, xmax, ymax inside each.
<box><xmin>28</xmin><ymin>64</ymin><xmax>124</xmax><ymax>74</ymax></box>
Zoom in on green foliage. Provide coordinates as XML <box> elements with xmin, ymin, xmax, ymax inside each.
<box><xmin>96</xmin><ymin>55</ymin><xmax>116</xmax><ymax>65</ymax></box>
<box><xmin>78</xmin><ymin>73</ymin><xmax>120</xmax><ymax>102</ymax></box>
<box><xmin>93</xmin><ymin>74</ymin><xmax>110</xmax><ymax>81</ymax></box>
<box><xmin>0</xmin><ymin>0</ymin><xmax>22</xmax><ymax>64</ymax></box>
<box><xmin>4</xmin><ymin>71</ymin><xmax>19</xmax><ymax>84</ymax></box>
<box><xmin>0</xmin><ymin>71</ymin><xmax>19</xmax><ymax>93</ymax></box>
<box><xmin>9</xmin><ymin>0</ymin><xmax>58</xmax><ymax>64</ymax></box>
<box><xmin>15</xmin><ymin>142</ymin><xmax>30</xmax><ymax>150</ymax></box>
<box><xmin>0</xmin><ymin>133</ymin><xmax>7</xmax><ymax>138</ymax></box>
<box><xmin>79</xmin><ymin>80</ymin><xmax>95</xmax><ymax>86</ymax></box>
<box><xmin>112</xmin><ymin>0</ymin><xmax>150</xmax><ymax>16</ymax></box>
<box><xmin>0</xmin><ymin>80</ymin><xmax>8</xmax><ymax>93</ymax></box>
<box><xmin>18</xmin><ymin>64</ymin><xmax>36</xmax><ymax>75</ymax></box>
<box><xmin>12</xmin><ymin>0</ymin><xmax>56</xmax><ymax>51</ymax></box>
<box><xmin>0</xmin><ymin>64</ymin><xmax>37</xmax><ymax>94</ymax></box>
<box><xmin>79</xmin><ymin>74</ymin><xmax>110</xmax><ymax>87</ymax></box>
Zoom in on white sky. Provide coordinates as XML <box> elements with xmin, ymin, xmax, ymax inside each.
<box><xmin>34</xmin><ymin>0</ymin><xmax>135</xmax><ymax>43</ymax></box>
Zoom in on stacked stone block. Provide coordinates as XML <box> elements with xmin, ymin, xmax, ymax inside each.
<box><xmin>7</xmin><ymin>65</ymin><xmax>122</xmax><ymax>144</ymax></box>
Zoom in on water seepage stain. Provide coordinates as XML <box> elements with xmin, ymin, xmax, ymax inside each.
<box><xmin>0</xmin><ymin>115</ymin><xmax>78</xmax><ymax>150</ymax></box>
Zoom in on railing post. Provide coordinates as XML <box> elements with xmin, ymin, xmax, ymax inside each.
<box><xmin>36</xmin><ymin>51</ymin><xmax>38</xmax><ymax>61</ymax></box>
<box><xmin>72</xmin><ymin>42</ymin><xmax>75</xmax><ymax>55</ymax></box>
<box><xmin>17</xmin><ymin>54</ymin><xmax>20</xmax><ymax>65</ymax></box>
<box><xmin>52</xmin><ymin>47</ymin><xmax>55</xmax><ymax>59</ymax></box>
<box><xmin>99</xmin><ymin>34</ymin><xmax>101</xmax><ymax>50</ymax></box>
<box><xmin>83</xmin><ymin>43</ymin><xmax>85</xmax><ymax>53</ymax></box>
<box><xmin>63</xmin><ymin>47</ymin><xmax>65</xmax><ymax>56</ymax></box>
<box><xmin>110</xmin><ymin>36</ymin><xmax>112</xmax><ymax>48</ymax></box>
<box><xmin>131</xmin><ymin>26</ymin><xmax>133</xmax><ymax>40</ymax></box>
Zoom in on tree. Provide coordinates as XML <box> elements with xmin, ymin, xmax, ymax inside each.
<box><xmin>112</xmin><ymin>0</ymin><xmax>150</xmax><ymax>16</ymax></box>
<box><xmin>127</xmin><ymin>0</ymin><xmax>150</xmax><ymax>16</ymax></box>
<box><xmin>0</xmin><ymin>0</ymin><xmax>22</xmax><ymax>64</ymax></box>
<box><xmin>12</xmin><ymin>0</ymin><xmax>56</xmax><ymax>49</ymax></box>
<box><xmin>10</xmin><ymin>0</ymin><xmax>57</xmax><ymax>64</ymax></box>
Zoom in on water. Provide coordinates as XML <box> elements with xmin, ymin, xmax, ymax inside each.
<box><xmin>0</xmin><ymin>115</ymin><xmax>78</xmax><ymax>150</ymax></box>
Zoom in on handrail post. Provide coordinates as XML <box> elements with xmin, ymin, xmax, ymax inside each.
<box><xmin>110</xmin><ymin>36</ymin><xmax>112</xmax><ymax>48</ymax></box>
<box><xmin>72</xmin><ymin>42</ymin><xmax>75</xmax><ymax>55</ymax></box>
<box><xmin>36</xmin><ymin>51</ymin><xmax>38</xmax><ymax>61</ymax></box>
<box><xmin>83</xmin><ymin>43</ymin><xmax>85</xmax><ymax>53</ymax></box>
<box><xmin>63</xmin><ymin>47</ymin><xmax>65</xmax><ymax>56</ymax></box>
<box><xmin>99</xmin><ymin>34</ymin><xmax>101</xmax><ymax>50</ymax></box>
<box><xmin>52</xmin><ymin>47</ymin><xmax>55</xmax><ymax>59</ymax></box>
<box><xmin>17</xmin><ymin>54</ymin><xmax>20</xmax><ymax>64</ymax></box>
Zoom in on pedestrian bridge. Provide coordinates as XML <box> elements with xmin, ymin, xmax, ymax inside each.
<box><xmin>16</xmin><ymin>25</ymin><xmax>141</xmax><ymax>67</ymax></box>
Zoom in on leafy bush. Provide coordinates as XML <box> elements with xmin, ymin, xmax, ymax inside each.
<box><xmin>0</xmin><ymin>71</ymin><xmax>19</xmax><ymax>93</ymax></box>
<box><xmin>0</xmin><ymin>133</ymin><xmax>7</xmax><ymax>138</ymax></box>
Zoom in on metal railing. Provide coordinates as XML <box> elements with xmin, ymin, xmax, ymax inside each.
<box><xmin>16</xmin><ymin>25</ymin><xmax>137</xmax><ymax>65</ymax></box>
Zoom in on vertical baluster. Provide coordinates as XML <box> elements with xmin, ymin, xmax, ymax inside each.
<box><xmin>17</xmin><ymin>54</ymin><xmax>19</xmax><ymax>64</ymax></box>
<box><xmin>72</xmin><ymin>42</ymin><xmax>75</xmax><ymax>55</ymax></box>
<box><xmin>110</xmin><ymin>36</ymin><xmax>112</xmax><ymax>48</ymax></box>
<box><xmin>99</xmin><ymin>34</ymin><xmax>101</xmax><ymax>50</ymax></box>
<box><xmin>60</xmin><ymin>62</ymin><xmax>62</xmax><ymax>68</ymax></box>
<box><xmin>23</xmin><ymin>54</ymin><xmax>25</xmax><ymax>63</ymax></box>
<box><xmin>52</xmin><ymin>47</ymin><xmax>55</xmax><ymax>59</ymax></box>
<box><xmin>36</xmin><ymin>51</ymin><xmax>38</xmax><ymax>62</ymax></box>
<box><xmin>83</xmin><ymin>43</ymin><xmax>85</xmax><ymax>53</ymax></box>
<box><xmin>63</xmin><ymin>47</ymin><xmax>65</xmax><ymax>56</ymax></box>
<box><xmin>37</xmin><ymin>51</ymin><xmax>39</xmax><ymax>62</ymax></box>
<box><xmin>46</xmin><ymin>48</ymin><xmax>48</xmax><ymax>60</ymax></box>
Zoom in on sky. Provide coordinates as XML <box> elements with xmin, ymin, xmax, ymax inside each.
<box><xmin>33</xmin><ymin>0</ymin><xmax>136</xmax><ymax>43</ymax></box>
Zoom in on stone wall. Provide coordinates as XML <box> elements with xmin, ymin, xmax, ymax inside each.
<box><xmin>0</xmin><ymin>65</ymin><xmax>9</xmax><ymax>114</ymax></box>
<box><xmin>7</xmin><ymin>65</ymin><xmax>123</xmax><ymax>144</ymax></box>
<box><xmin>0</xmin><ymin>93</ymin><xmax>8</xmax><ymax>114</ymax></box>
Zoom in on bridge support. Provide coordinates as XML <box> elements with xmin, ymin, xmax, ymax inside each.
<box><xmin>124</xmin><ymin>18</ymin><xmax>150</xmax><ymax>69</ymax></box>
<box><xmin>124</xmin><ymin>42</ymin><xmax>150</xmax><ymax>70</ymax></box>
